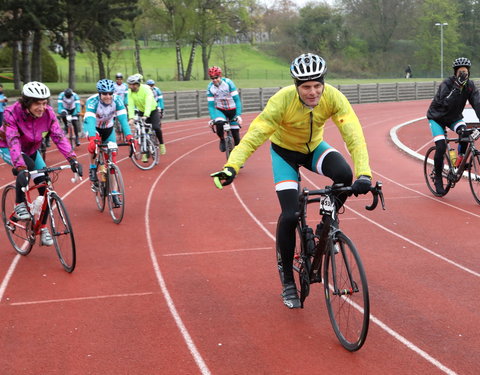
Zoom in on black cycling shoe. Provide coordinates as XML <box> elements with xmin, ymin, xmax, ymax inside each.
<box><xmin>89</xmin><ymin>167</ymin><xmax>98</xmax><ymax>182</ymax></box>
<box><xmin>112</xmin><ymin>194</ymin><xmax>122</xmax><ymax>208</ymax></box>
<box><xmin>282</xmin><ymin>282</ymin><xmax>301</xmax><ymax>309</ymax></box>
<box><xmin>434</xmin><ymin>176</ymin><xmax>446</xmax><ymax>195</ymax></box>
<box><xmin>219</xmin><ymin>139</ymin><xmax>226</xmax><ymax>152</ymax></box>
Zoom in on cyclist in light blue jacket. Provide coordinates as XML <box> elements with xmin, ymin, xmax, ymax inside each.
<box><xmin>58</xmin><ymin>88</ymin><xmax>81</xmax><ymax>146</ymax></box>
<box><xmin>206</xmin><ymin>66</ymin><xmax>243</xmax><ymax>152</ymax></box>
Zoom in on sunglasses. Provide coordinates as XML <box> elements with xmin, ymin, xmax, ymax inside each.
<box><xmin>210</xmin><ymin>76</ymin><xmax>220</xmax><ymax>80</ymax></box>
<box><xmin>101</xmin><ymin>92</ymin><xmax>114</xmax><ymax>96</ymax></box>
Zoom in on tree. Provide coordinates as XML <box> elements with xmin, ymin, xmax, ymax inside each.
<box><xmin>340</xmin><ymin>0</ymin><xmax>417</xmax><ymax>53</ymax></box>
<box><xmin>414</xmin><ymin>0</ymin><xmax>461</xmax><ymax>76</ymax></box>
<box><xmin>296</xmin><ymin>3</ymin><xmax>346</xmax><ymax>56</ymax></box>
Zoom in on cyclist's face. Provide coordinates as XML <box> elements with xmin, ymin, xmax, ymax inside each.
<box><xmin>456</xmin><ymin>67</ymin><xmax>469</xmax><ymax>78</ymax></box>
<box><xmin>210</xmin><ymin>76</ymin><xmax>221</xmax><ymax>86</ymax></box>
<box><xmin>129</xmin><ymin>83</ymin><xmax>140</xmax><ymax>92</ymax></box>
<box><xmin>100</xmin><ymin>92</ymin><xmax>113</xmax><ymax>104</ymax></box>
<box><xmin>297</xmin><ymin>81</ymin><xmax>324</xmax><ymax>107</ymax></box>
<box><xmin>28</xmin><ymin>99</ymin><xmax>48</xmax><ymax>118</ymax></box>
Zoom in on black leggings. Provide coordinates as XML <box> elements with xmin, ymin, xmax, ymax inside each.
<box><xmin>276</xmin><ymin>151</ymin><xmax>353</xmax><ymax>284</ymax></box>
<box><xmin>138</xmin><ymin>109</ymin><xmax>163</xmax><ymax>144</ymax></box>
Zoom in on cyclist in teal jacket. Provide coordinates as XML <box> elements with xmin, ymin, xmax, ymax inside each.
<box><xmin>57</xmin><ymin>88</ymin><xmax>81</xmax><ymax>146</ymax></box>
<box><xmin>206</xmin><ymin>66</ymin><xmax>243</xmax><ymax>152</ymax></box>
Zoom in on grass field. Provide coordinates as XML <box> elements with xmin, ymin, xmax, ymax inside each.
<box><xmin>1</xmin><ymin>42</ymin><xmax>443</xmax><ymax>96</ymax></box>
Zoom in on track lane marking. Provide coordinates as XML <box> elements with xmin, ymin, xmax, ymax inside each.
<box><xmin>145</xmin><ymin>139</ymin><xmax>216</xmax><ymax>375</ymax></box>
<box><xmin>230</xmin><ymin>174</ymin><xmax>459</xmax><ymax>375</ymax></box>
<box><xmin>163</xmin><ymin>247</ymin><xmax>272</xmax><ymax>257</ymax></box>
<box><xmin>8</xmin><ymin>292</ymin><xmax>154</xmax><ymax>306</ymax></box>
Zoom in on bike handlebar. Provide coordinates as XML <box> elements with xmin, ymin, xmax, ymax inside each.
<box><xmin>304</xmin><ymin>181</ymin><xmax>385</xmax><ymax>211</ymax></box>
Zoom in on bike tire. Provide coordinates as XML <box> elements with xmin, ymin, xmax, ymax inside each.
<box><xmin>224</xmin><ymin>133</ymin><xmax>234</xmax><ymax>161</ymax></box>
<box><xmin>323</xmin><ymin>231</ymin><xmax>369</xmax><ymax>352</ymax></box>
<box><xmin>131</xmin><ymin>137</ymin><xmax>158</xmax><ymax>170</ymax></box>
<box><xmin>468</xmin><ymin>151</ymin><xmax>480</xmax><ymax>204</ymax></box>
<box><xmin>1</xmin><ymin>185</ymin><xmax>35</xmax><ymax>255</ymax></box>
<box><xmin>423</xmin><ymin>146</ymin><xmax>452</xmax><ymax>196</ymax></box>
<box><xmin>106</xmin><ymin>164</ymin><xmax>125</xmax><ymax>224</ymax></box>
<box><xmin>48</xmin><ymin>193</ymin><xmax>76</xmax><ymax>272</ymax></box>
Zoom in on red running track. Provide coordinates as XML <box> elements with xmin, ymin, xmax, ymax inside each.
<box><xmin>0</xmin><ymin>100</ymin><xmax>478</xmax><ymax>374</ymax></box>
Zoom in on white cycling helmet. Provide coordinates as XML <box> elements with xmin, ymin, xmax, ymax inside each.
<box><xmin>22</xmin><ymin>81</ymin><xmax>51</xmax><ymax>99</ymax></box>
<box><xmin>290</xmin><ymin>53</ymin><xmax>327</xmax><ymax>82</ymax></box>
<box><xmin>126</xmin><ymin>73</ymin><xmax>143</xmax><ymax>84</ymax></box>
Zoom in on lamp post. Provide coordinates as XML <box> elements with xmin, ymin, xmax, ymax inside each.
<box><xmin>435</xmin><ymin>22</ymin><xmax>448</xmax><ymax>79</ymax></box>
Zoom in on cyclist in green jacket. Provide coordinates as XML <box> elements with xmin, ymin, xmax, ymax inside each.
<box><xmin>127</xmin><ymin>74</ymin><xmax>166</xmax><ymax>155</ymax></box>
<box><xmin>211</xmin><ymin>53</ymin><xmax>372</xmax><ymax>309</ymax></box>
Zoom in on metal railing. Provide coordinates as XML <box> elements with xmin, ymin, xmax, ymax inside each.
<box><xmin>160</xmin><ymin>80</ymin><xmax>472</xmax><ymax>121</ymax></box>
<box><xmin>11</xmin><ymin>80</ymin><xmax>473</xmax><ymax>121</ymax></box>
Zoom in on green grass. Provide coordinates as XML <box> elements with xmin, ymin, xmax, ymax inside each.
<box><xmin>1</xmin><ymin>42</ymin><xmax>445</xmax><ymax>96</ymax></box>
<box><xmin>52</xmin><ymin>43</ymin><xmax>290</xmax><ymax>83</ymax></box>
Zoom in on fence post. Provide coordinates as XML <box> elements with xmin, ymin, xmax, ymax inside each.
<box><xmin>357</xmin><ymin>84</ymin><xmax>361</xmax><ymax>104</ymax></box>
<box><xmin>259</xmin><ymin>87</ymin><xmax>264</xmax><ymax>110</ymax></box>
<box><xmin>196</xmin><ymin>90</ymin><xmax>201</xmax><ymax>117</ymax></box>
<box><xmin>174</xmin><ymin>91</ymin><xmax>179</xmax><ymax>120</ymax></box>
<box><xmin>377</xmin><ymin>83</ymin><xmax>380</xmax><ymax>102</ymax></box>
<box><xmin>415</xmin><ymin>82</ymin><xmax>418</xmax><ymax>100</ymax></box>
<box><xmin>396</xmin><ymin>83</ymin><xmax>399</xmax><ymax>101</ymax></box>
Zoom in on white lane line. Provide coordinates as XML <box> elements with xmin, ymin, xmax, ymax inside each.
<box><xmin>163</xmin><ymin>247</ymin><xmax>272</xmax><ymax>257</ymax></box>
<box><xmin>145</xmin><ymin>140</ymin><xmax>216</xmax><ymax>375</ymax></box>
<box><xmin>9</xmin><ymin>292</ymin><xmax>154</xmax><ymax>306</ymax></box>
<box><xmin>230</xmin><ymin>175</ymin><xmax>459</xmax><ymax>375</ymax></box>
<box><xmin>0</xmin><ymin>256</ymin><xmax>21</xmax><ymax>303</ymax></box>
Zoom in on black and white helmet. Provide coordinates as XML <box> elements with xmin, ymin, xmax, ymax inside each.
<box><xmin>22</xmin><ymin>81</ymin><xmax>51</xmax><ymax>99</ymax></box>
<box><xmin>290</xmin><ymin>53</ymin><xmax>327</xmax><ymax>82</ymax></box>
<box><xmin>452</xmin><ymin>57</ymin><xmax>471</xmax><ymax>69</ymax></box>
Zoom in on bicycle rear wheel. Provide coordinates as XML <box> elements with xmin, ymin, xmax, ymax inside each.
<box><xmin>48</xmin><ymin>193</ymin><xmax>76</xmax><ymax>272</ymax></box>
<box><xmin>323</xmin><ymin>232</ymin><xmax>369</xmax><ymax>352</ymax></box>
<box><xmin>1</xmin><ymin>185</ymin><xmax>35</xmax><ymax>255</ymax></box>
<box><xmin>107</xmin><ymin>164</ymin><xmax>125</xmax><ymax>224</ymax></box>
<box><xmin>423</xmin><ymin>145</ymin><xmax>452</xmax><ymax>196</ymax></box>
<box><xmin>468</xmin><ymin>151</ymin><xmax>480</xmax><ymax>204</ymax></box>
<box><xmin>131</xmin><ymin>137</ymin><xmax>158</xmax><ymax>170</ymax></box>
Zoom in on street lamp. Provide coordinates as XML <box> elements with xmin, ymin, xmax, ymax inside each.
<box><xmin>435</xmin><ymin>22</ymin><xmax>448</xmax><ymax>79</ymax></box>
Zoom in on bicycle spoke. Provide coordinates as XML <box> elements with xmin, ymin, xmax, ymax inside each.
<box><xmin>107</xmin><ymin>164</ymin><xmax>125</xmax><ymax>224</ymax></box>
<box><xmin>323</xmin><ymin>232</ymin><xmax>369</xmax><ymax>351</ymax></box>
<box><xmin>1</xmin><ymin>185</ymin><xmax>34</xmax><ymax>255</ymax></box>
<box><xmin>468</xmin><ymin>152</ymin><xmax>480</xmax><ymax>204</ymax></box>
<box><xmin>49</xmin><ymin>193</ymin><xmax>76</xmax><ymax>272</ymax></box>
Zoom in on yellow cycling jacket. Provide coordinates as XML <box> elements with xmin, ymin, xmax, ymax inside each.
<box><xmin>225</xmin><ymin>84</ymin><xmax>371</xmax><ymax>178</ymax></box>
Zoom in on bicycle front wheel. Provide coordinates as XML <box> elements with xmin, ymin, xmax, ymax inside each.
<box><xmin>1</xmin><ymin>185</ymin><xmax>35</xmax><ymax>255</ymax></box>
<box><xmin>423</xmin><ymin>146</ymin><xmax>452</xmax><ymax>196</ymax></box>
<box><xmin>107</xmin><ymin>164</ymin><xmax>125</xmax><ymax>224</ymax></box>
<box><xmin>49</xmin><ymin>193</ymin><xmax>76</xmax><ymax>272</ymax></box>
<box><xmin>224</xmin><ymin>132</ymin><xmax>234</xmax><ymax>161</ymax></box>
<box><xmin>131</xmin><ymin>137</ymin><xmax>158</xmax><ymax>170</ymax></box>
<box><xmin>323</xmin><ymin>232</ymin><xmax>369</xmax><ymax>352</ymax></box>
<box><xmin>468</xmin><ymin>151</ymin><xmax>480</xmax><ymax>204</ymax></box>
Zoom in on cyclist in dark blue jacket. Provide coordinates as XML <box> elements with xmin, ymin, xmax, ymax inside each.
<box><xmin>427</xmin><ymin>57</ymin><xmax>480</xmax><ymax>195</ymax></box>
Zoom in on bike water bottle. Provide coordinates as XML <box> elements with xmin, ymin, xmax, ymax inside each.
<box><xmin>98</xmin><ymin>164</ymin><xmax>107</xmax><ymax>182</ymax></box>
<box><xmin>32</xmin><ymin>196</ymin><xmax>44</xmax><ymax>217</ymax></box>
<box><xmin>449</xmin><ymin>148</ymin><xmax>457</xmax><ymax>166</ymax></box>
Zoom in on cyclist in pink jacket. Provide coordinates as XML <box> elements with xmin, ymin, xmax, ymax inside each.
<box><xmin>0</xmin><ymin>81</ymin><xmax>83</xmax><ymax>246</ymax></box>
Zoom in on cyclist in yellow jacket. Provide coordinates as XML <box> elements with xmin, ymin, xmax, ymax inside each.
<box><xmin>126</xmin><ymin>74</ymin><xmax>166</xmax><ymax>155</ymax></box>
<box><xmin>211</xmin><ymin>53</ymin><xmax>372</xmax><ymax>309</ymax></box>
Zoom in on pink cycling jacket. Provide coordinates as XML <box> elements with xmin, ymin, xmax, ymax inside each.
<box><xmin>0</xmin><ymin>101</ymin><xmax>75</xmax><ymax>168</ymax></box>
